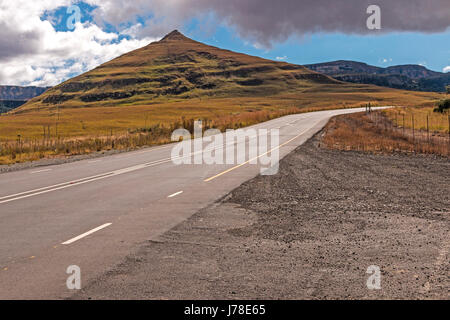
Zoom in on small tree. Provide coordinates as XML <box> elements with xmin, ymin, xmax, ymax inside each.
<box><xmin>434</xmin><ymin>99</ymin><xmax>450</xmax><ymax>113</ymax></box>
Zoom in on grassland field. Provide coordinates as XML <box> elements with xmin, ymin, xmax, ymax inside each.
<box><xmin>0</xmin><ymin>31</ymin><xmax>446</xmax><ymax>165</ymax></box>
<box><xmin>0</xmin><ymin>89</ymin><xmax>443</xmax><ymax>142</ymax></box>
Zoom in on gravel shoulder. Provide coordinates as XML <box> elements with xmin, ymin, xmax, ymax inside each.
<box><xmin>73</xmin><ymin>133</ymin><xmax>449</xmax><ymax>300</ymax></box>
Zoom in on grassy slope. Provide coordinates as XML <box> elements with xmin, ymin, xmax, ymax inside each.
<box><xmin>0</xmin><ymin>31</ymin><xmax>444</xmax><ymax>141</ymax></box>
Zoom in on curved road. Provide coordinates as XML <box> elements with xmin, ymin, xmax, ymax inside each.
<box><xmin>0</xmin><ymin>107</ymin><xmax>386</xmax><ymax>299</ymax></box>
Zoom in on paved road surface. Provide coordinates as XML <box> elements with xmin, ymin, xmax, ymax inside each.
<box><xmin>0</xmin><ymin>107</ymin><xmax>385</xmax><ymax>299</ymax></box>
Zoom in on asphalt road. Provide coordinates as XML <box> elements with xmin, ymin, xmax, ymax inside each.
<box><xmin>0</xmin><ymin>107</ymin><xmax>385</xmax><ymax>299</ymax></box>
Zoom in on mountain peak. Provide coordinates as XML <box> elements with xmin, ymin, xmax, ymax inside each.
<box><xmin>19</xmin><ymin>30</ymin><xmax>341</xmax><ymax>112</ymax></box>
<box><xmin>160</xmin><ymin>30</ymin><xmax>188</xmax><ymax>42</ymax></box>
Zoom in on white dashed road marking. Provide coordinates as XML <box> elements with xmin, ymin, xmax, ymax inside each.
<box><xmin>31</xmin><ymin>169</ymin><xmax>52</xmax><ymax>174</ymax></box>
<box><xmin>168</xmin><ymin>191</ymin><xmax>183</xmax><ymax>198</ymax></box>
<box><xmin>62</xmin><ymin>223</ymin><xmax>112</xmax><ymax>245</ymax></box>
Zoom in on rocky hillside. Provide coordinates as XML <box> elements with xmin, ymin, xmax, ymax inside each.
<box><xmin>18</xmin><ymin>30</ymin><xmax>340</xmax><ymax>112</ymax></box>
<box><xmin>306</xmin><ymin>60</ymin><xmax>450</xmax><ymax>92</ymax></box>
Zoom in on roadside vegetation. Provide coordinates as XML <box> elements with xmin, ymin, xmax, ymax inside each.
<box><xmin>383</xmin><ymin>104</ymin><xmax>450</xmax><ymax>133</ymax></box>
<box><xmin>0</xmin><ymin>105</ymin><xmax>320</xmax><ymax>165</ymax></box>
<box><xmin>1</xmin><ymin>86</ymin><xmax>440</xmax><ymax>165</ymax></box>
<box><xmin>0</xmin><ymin>95</ymin><xmax>445</xmax><ymax>165</ymax></box>
<box><xmin>433</xmin><ymin>98</ymin><xmax>450</xmax><ymax>113</ymax></box>
<box><xmin>322</xmin><ymin>110</ymin><xmax>449</xmax><ymax>157</ymax></box>
<box><xmin>0</xmin><ymin>30</ymin><xmax>444</xmax><ymax>165</ymax></box>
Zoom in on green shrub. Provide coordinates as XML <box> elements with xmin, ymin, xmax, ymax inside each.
<box><xmin>434</xmin><ymin>99</ymin><xmax>450</xmax><ymax>113</ymax></box>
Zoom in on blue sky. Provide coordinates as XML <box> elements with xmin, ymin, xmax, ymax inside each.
<box><xmin>1</xmin><ymin>1</ymin><xmax>449</xmax><ymax>86</ymax></box>
<box><xmin>187</xmin><ymin>25</ymin><xmax>450</xmax><ymax>72</ymax></box>
<box><xmin>50</xmin><ymin>4</ymin><xmax>450</xmax><ymax>71</ymax></box>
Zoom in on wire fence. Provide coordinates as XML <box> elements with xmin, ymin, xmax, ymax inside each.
<box><xmin>367</xmin><ymin>109</ymin><xmax>450</xmax><ymax>156</ymax></box>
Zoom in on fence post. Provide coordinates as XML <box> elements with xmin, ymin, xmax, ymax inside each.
<box><xmin>403</xmin><ymin>113</ymin><xmax>405</xmax><ymax>136</ymax></box>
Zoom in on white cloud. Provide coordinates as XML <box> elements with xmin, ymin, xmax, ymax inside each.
<box><xmin>276</xmin><ymin>56</ymin><xmax>287</xmax><ymax>61</ymax></box>
<box><xmin>0</xmin><ymin>1</ymin><xmax>157</xmax><ymax>86</ymax></box>
<box><xmin>443</xmin><ymin>66</ymin><xmax>450</xmax><ymax>73</ymax></box>
<box><xmin>120</xmin><ymin>23</ymin><xmax>144</xmax><ymax>38</ymax></box>
<box><xmin>85</xmin><ymin>0</ymin><xmax>450</xmax><ymax>48</ymax></box>
<box><xmin>2</xmin><ymin>1</ymin><xmax>448</xmax><ymax>86</ymax></box>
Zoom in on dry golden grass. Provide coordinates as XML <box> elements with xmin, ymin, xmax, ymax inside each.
<box><xmin>0</xmin><ymin>105</ymin><xmax>304</xmax><ymax>165</ymax></box>
<box><xmin>322</xmin><ymin>112</ymin><xmax>449</xmax><ymax>157</ymax></box>
<box><xmin>0</xmin><ymin>90</ymin><xmax>443</xmax><ymax>165</ymax></box>
<box><xmin>383</xmin><ymin>106</ymin><xmax>450</xmax><ymax>133</ymax></box>
<box><xmin>1</xmin><ymin>89</ymin><xmax>441</xmax><ymax>141</ymax></box>
<box><xmin>0</xmin><ymin>30</ymin><xmax>445</xmax><ymax>164</ymax></box>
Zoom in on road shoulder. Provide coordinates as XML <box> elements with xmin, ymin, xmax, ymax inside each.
<box><xmin>73</xmin><ymin>133</ymin><xmax>450</xmax><ymax>300</ymax></box>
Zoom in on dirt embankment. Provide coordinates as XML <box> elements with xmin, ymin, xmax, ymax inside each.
<box><xmin>73</xmin><ymin>132</ymin><xmax>449</xmax><ymax>300</ymax></box>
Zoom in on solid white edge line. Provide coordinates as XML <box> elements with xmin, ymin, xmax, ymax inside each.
<box><xmin>0</xmin><ymin>130</ymin><xmax>268</xmax><ymax>203</ymax></box>
<box><xmin>61</xmin><ymin>223</ymin><xmax>112</xmax><ymax>245</ymax></box>
<box><xmin>0</xmin><ymin>172</ymin><xmax>114</xmax><ymax>201</ymax></box>
<box><xmin>168</xmin><ymin>191</ymin><xmax>183</xmax><ymax>198</ymax></box>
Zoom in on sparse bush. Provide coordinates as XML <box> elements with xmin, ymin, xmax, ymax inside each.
<box><xmin>434</xmin><ymin>99</ymin><xmax>450</xmax><ymax>113</ymax></box>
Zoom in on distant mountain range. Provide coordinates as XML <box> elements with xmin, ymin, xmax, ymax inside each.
<box><xmin>0</xmin><ymin>85</ymin><xmax>50</xmax><ymax>100</ymax></box>
<box><xmin>305</xmin><ymin>61</ymin><xmax>450</xmax><ymax>92</ymax></box>
<box><xmin>0</xmin><ymin>86</ymin><xmax>50</xmax><ymax>113</ymax></box>
<box><xmin>2</xmin><ymin>30</ymin><xmax>440</xmax><ymax>144</ymax></box>
<box><xmin>7</xmin><ymin>32</ymin><xmax>444</xmax><ymax>116</ymax></box>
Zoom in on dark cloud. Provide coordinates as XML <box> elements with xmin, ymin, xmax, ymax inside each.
<box><xmin>191</xmin><ymin>0</ymin><xmax>450</xmax><ymax>44</ymax></box>
<box><xmin>0</xmin><ymin>22</ymin><xmax>42</xmax><ymax>62</ymax></box>
<box><xmin>2</xmin><ymin>1</ymin><xmax>448</xmax><ymax>65</ymax></box>
<box><xmin>97</xmin><ymin>0</ymin><xmax>450</xmax><ymax>45</ymax></box>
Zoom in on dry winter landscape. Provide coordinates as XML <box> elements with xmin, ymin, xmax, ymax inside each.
<box><xmin>0</xmin><ymin>1</ymin><xmax>448</xmax><ymax>311</ymax></box>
